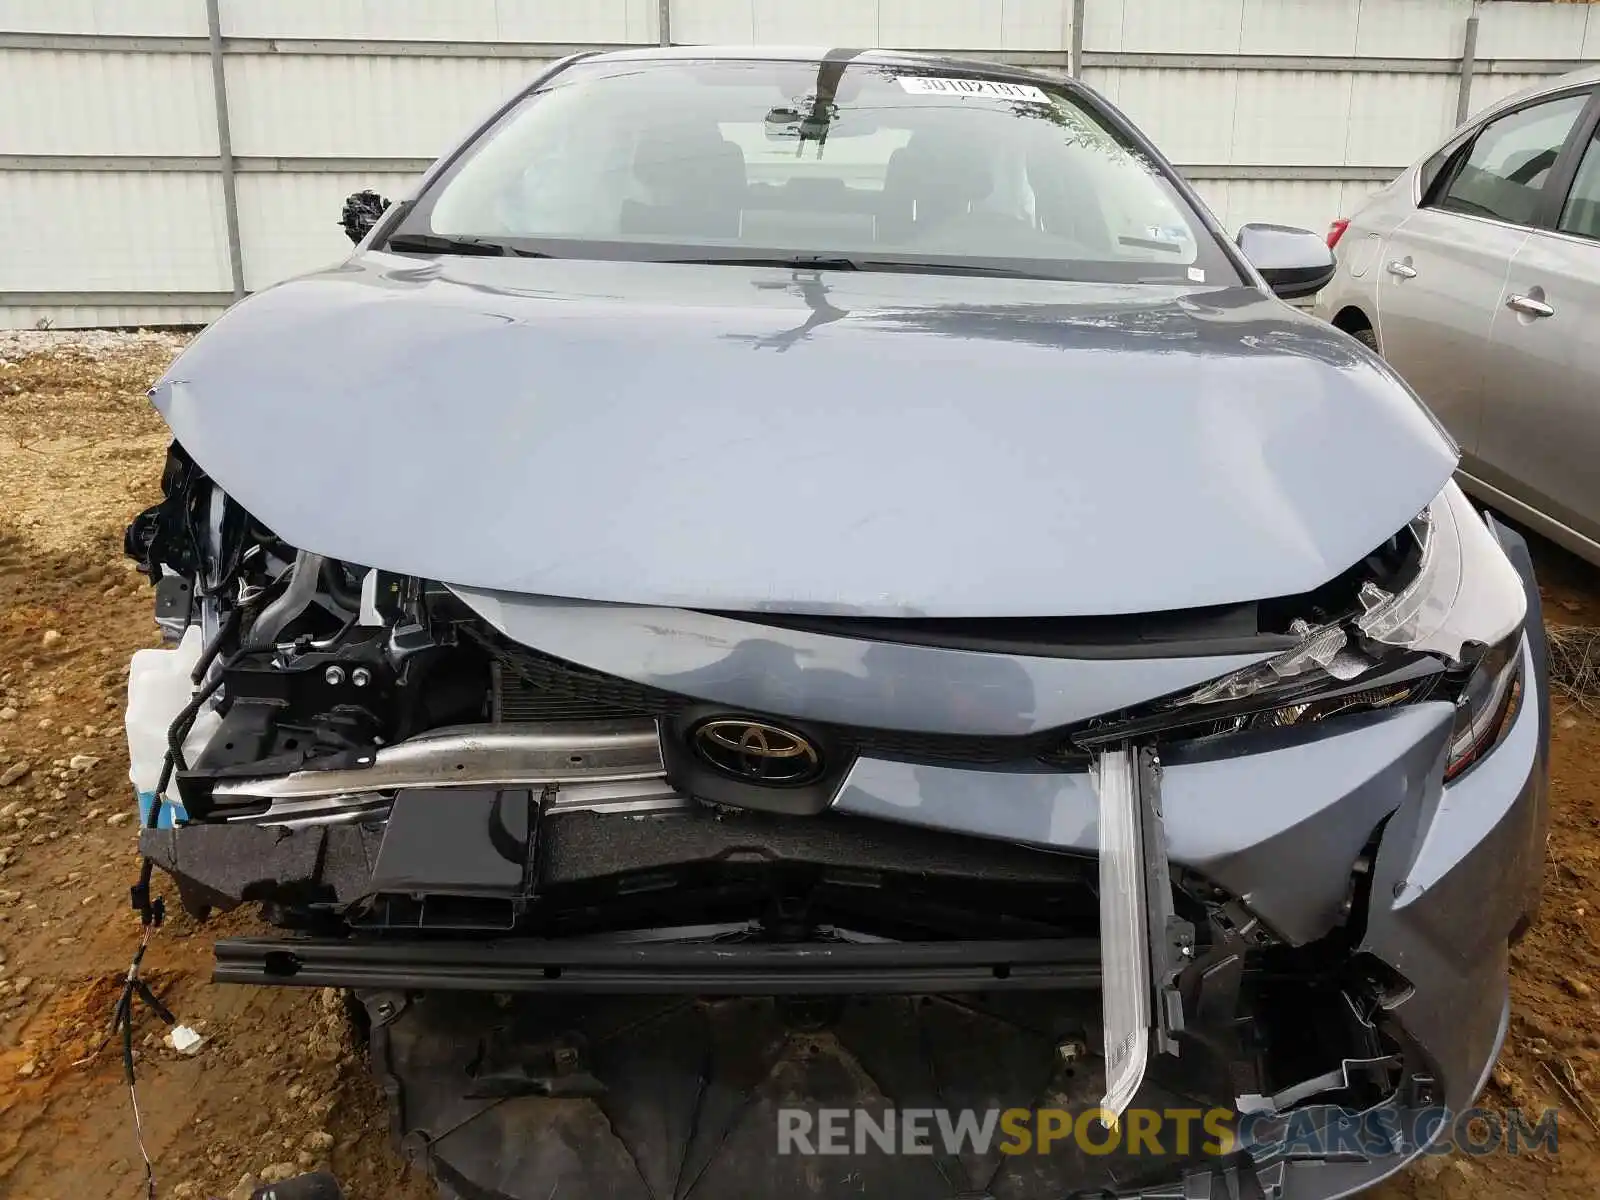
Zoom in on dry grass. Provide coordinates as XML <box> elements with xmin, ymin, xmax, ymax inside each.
<box><xmin>1549</xmin><ymin>624</ymin><xmax>1600</xmax><ymax>716</ymax></box>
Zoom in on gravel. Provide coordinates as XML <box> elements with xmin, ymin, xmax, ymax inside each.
<box><xmin>0</xmin><ymin>329</ymin><xmax>190</xmax><ymax>360</ymax></box>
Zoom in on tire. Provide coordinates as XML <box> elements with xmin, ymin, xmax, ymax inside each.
<box><xmin>1351</xmin><ymin>325</ymin><xmax>1380</xmax><ymax>354</ymax></box>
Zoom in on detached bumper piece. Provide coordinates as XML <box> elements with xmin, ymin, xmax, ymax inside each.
<box><xmin>213</xmin><ymin>936</ymin><xmax>1103</xmax><ymax>994</ymax></box>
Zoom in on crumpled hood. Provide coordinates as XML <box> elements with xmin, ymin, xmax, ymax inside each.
<box><xmin>153</xmin><ymin>253</ymin><xmax>1456</xmax><ymax>617</ymax></box>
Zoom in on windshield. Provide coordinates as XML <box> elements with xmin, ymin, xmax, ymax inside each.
<box><xmin>396</xmin><ymin>56</ymin><xmax>1237</xmax><ymax>285</ymax></box>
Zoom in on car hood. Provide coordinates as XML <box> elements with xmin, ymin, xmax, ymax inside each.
<box><xmin>153</xmin><ymin>254</ymin><xmax>1456</xmax><ymax>617</ymax></box>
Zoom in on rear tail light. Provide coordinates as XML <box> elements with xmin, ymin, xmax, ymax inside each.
<box><xmin>1327</xmin><ymin>218</ymin><xmax>1351</xmax><ymax>250</ymax></box>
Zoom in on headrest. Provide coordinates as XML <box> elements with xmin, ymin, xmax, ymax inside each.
<box><xmin>883</xmin><ymin>137</ymin><xmax>995</xmax><ymax>206</ymax></box>
<box><xmin>632</xmin><ymin>127</ymin><xmax>746</xmax><ymax>195</ymax></box>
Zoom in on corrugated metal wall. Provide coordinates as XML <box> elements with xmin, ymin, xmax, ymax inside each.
<box><xmin>2</xmin><ymin>0</ymin><xmax>1598</xmax><ymax>328</ymax></box>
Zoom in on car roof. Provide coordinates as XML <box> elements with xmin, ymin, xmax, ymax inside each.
<box><xmin>1551</xmin><ymin>62</ymin><xmax>1600</xmax><ymax>89</ymax></box>
<box><xmin>572</xmin><ymin>44</ymin><xmax>1069</xmax><ymax>85</ymax></box>
<box><xmin>1417</xmin><ymin>61</ymin><xmax>1600</xmax><ymax>153</ymax></box>
<box><xmin>1472</xmin><ymin>62</ymin><xmax>1600</xmax><ymax>123</ymax></box>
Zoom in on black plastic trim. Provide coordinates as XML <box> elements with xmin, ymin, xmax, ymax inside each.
<box><xmin>1073</xmin><ymin>654</ymin><xmax>1443</xmax><ymax>749</ymax></box>
<box><xmin>708</xmin><ymin>603</ymin><xmax>1299</xmax><ymax>661</ymax></box>
<box><xmin>214</xmin><ymin>936</ymin><xmax>1103</xmax><ymax>994</ymax></box>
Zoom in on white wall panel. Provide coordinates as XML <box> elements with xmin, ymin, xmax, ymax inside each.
<box><xmin>627</xmin><ymin>0</ymin><xmax>659</xmax><ymax>43</ymax></box>
<box><xmin>1240</xmin><ymin>0</ymin><xmax>1360</xmax><ymax>57</ymax></box>
<box><xmin>1463</xmin><ymin>71</ymin><xmax>1559</xmax><ymax>120</ymax></box>
<box><xmin>667</xmin><ymin>0</ymin><xmax>1067</xmax><ymax>52</ymax></box>
<box><xmin>1078</xmin><ymin>64</ymin><xmax>1121</xmax><ymax>102</ymax></box>
<box><xmin>1114</xmin><ymin>0</ymin><xmax>1247</xmax><ymax>54</ymax></box>
<box><xmin>1477</xmin><ymin>1</ymin><xmax>1592</xmax><ymax>60</ymax></box>
<box><xmin>0</xmin><ymin>0</ymin><xmax>206</xmax><ymax>36</ymax></box>
<box><xmin>495</xmin><ymin>0</ymin><xmax>657</xmax><ymax>43</ymax></box>
<box><xmin>220</xmin><ymin>0</ymin><xmax>501</xmax><ymax>40</ymax></box>
<box><xmin>1342</xmin><ymin>72</ymin><xmax>1457</xmax><ymax>166</ymax></box>
<box><xmin>0</xmin><ymin>50</ymin><xmax>217</xmax><ymax>155</ymax></box>
<box><xmin>220</xmin><ymin>0</ymin><xmax>657</xmax><ymax>43</ymax></box>
<box><xmin>657</xmin><ymin>0</ymin><xmax>1060</xmax><ymax>49</ymax></box>
<box><xmin>237</xmin><ymin>171</ymin><xmax>420</xmax><ymax>290</ymax></box>
<box><xmin>1002</xmin><ymin>0</ymin><xmax>1067</xmax><ymax>52</ymax></box>
<box><xmin>1193</xmin><ymin>177</ymin><xmax>1391</xmax><ymax>238</ymax></box>
<box><xmin>1081</xmin><ymin>0</ymin><xmax>1124</xmax><ymax>53</ymax></box>
<box><xmin>1585</xmin><ymin>8</ymin><xmax>1600</xmax><ymax>60</ymax></box>
<box><xmin>1186</xmin><ymin>176</ymin><xmax>1227</xmax><ymax>222</ymax></box>
<box><xmin>1184</xmin><ymin>177</ymin><xmax>1235</xmax><ymax>228</ymax></box>
<box><xmin>879</xmin><ymin>0</ymin><xmax>1003</xmax><ymax>49</ymax></box>
<box><xmin>225</xmin><ymin>54</ymin><xmax>539</xmax><ymax>158</ymax></box>
<box><xmin>1231</xmin><ymin>70</ymin><xmax>1354</xmax><ymax>165</ymax></box>
<box><xmin>1187</xmin><ymin>177</ymin><xmax>1348</xmax><ymax>237</ymax></box>
<box><xmin>0</xmin><ymin>172</ymin><xmax>230</xmax><ymax>291</ymax></box>
<box><xmin>1338</xmin><ymin>177</ymin><xmax>1390</xmax><ymax>218</ymax></box>
<box><xmin>1095</xmin><ymin>62</ymin><xmax>1448</xmax><ymax>173</ymax></box>
<box><xmin>1099</xmin><ymin>0</ymin><xmax>1481</xmax><ymax>62</ymax></box>
<box><xmin>1100</xmin><ymin>68</ymin><xmax>1239</xmax><ymax>163</ymax></box>
<box><xmin>751</xmin><ymin>0</ymin><xmax>879</xmax><ymax>46</ymax></box>
<box><xmin>672</xmin><ymin>0</ymin><xmax>757</xmax><ymax>43</ymax></box>
<box><xmin>1353</xmin><ymin>0</ymin><xmax>1469</xmax><ymax>59</ymax></box>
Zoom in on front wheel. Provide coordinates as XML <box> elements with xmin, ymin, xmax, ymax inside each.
<box><xmin>1351</xmin><ymin>325</ymin><xmax>1380</xmax><ymax>354</ymax></box>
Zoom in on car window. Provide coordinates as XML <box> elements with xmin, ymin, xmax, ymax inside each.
<box><xmin>1558</xmin><ymin>128</ymin><xmax>1600</xmax><ymax>241</ymax></box>
<box><xmin>1419</xmin><ymin>144</ymin><xmax>1456</xmax><ymax>201</ymax></box>
<box><xmin>1434</xmin><ymin>93</ymin><xmax>1590</xmax><ymax>226</ymax></box>
<box><xmin>404</xmin><ymin>57</ymin><xmax>1239</xmax><ymax>285</ymax></box>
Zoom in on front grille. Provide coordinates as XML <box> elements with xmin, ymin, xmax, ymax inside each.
<box><xmin>480</xmin><ymin>632</ymin><xmax>1087</xmax><ymax>769</ymax></box>
<box><xmin>493</xmin><ymin>660</ymin><xmax>666</xmax><ymax>723</ymax></box>
<box><xmin>484</xmin><ymin>640</ymin><xmax>683</xmax><ymax>721</ymax></box>
<box><xmin>845</xmin><ymin>726</ymin><xmax>1051</xmax><ymax>766</ymax></box>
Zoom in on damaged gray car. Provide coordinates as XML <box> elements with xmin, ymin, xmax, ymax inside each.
<box><xmin>126</xmin><ymin>48</ymin><xmax>1550</xmax><ymax>1200</ymax></box>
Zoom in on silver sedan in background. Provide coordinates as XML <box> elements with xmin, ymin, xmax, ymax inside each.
<box><xmin>1316</xmin><ymin>66</ymin><xmax>1600</xmax><ymax>566</ymax></box>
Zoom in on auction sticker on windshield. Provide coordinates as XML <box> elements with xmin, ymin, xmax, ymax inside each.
<box><xmin>896</xmin><ymin>76</ymin><xmax>1050</xmax><ymax>102</ymax></box>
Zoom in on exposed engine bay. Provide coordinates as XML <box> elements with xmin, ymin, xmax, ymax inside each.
<box><xmin>122</xmin><ymin>440</ymin><xmax>1536</xmax><ymax>1199</ymax></box>
<box><xmin>125</xmin><ymin>441</ymin><xmax>1521</xmax><ymax>837</ymax></box>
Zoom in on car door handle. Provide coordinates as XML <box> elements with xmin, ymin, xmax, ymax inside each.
<box><xmin>1506</xmin><ymin>293</ymin><xmax>1554</xmax><ymax>318</ymax></box>
<box><xmin>1385</xmin><ymin>261</ymin><xmax>1417</xmax><ymax>279</ymax></box>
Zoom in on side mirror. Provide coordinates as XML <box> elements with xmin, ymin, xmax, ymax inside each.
<box><xmin>1235</xmin><ymin>223</ymin><xmax>1336</xmax><ymax>300</ymax></box>
<box><xmin>340</xmin><ymin>190</ymin><xmax>392</xmax><ymax>245</ymax></box>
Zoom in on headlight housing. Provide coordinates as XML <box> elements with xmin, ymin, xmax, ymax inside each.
<box><xmin>1355</xmin><ymin>482</ymin><xmax>1526</xmax><ymax>779</ymax></box>
<box><xmin>1440</xmin><ymin>631</ymin><xmax>1523</xmax><ymax>780</ymax></box>
<box><xmin>1077</xmin><ymin>483</ymin><xmax>1528</xmax><ymax>778</ymax></box>
<box><xmin>1353</xmin><ymin>482</ymin><xmax>1525</xmax><ymax>660</ymax></box>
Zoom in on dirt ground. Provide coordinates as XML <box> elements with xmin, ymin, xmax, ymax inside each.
<box><xmin>0</xmin><ymin>332</ymin><xmax>1598</xmax><ymax>1200</ymax></box>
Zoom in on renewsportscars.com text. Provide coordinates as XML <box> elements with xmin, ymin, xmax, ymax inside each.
<box><xmin>776</xmin><ymin>1106</ymin><xmax>1562</xmax><ymax>1158</ymax></box>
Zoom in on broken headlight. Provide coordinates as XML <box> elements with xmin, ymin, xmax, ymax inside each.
<box><xmin>1353</xmin><ymin>481</ymin><xmax>1525</xmax><ymax>660</ymax></box>
<box><xmin>1082</xmin><ymin>483</ymin><xmax>1528</xmax><ymax>766</ymax></box>
<box><xmin>1356</xmin><ymin>481</ymin><xmax>1527</xmax><ymax>779</ymax></box>
<box><xmin>1441</xmin><ymin>630</ymin><xmax>1523</xmax><ymax>780</ymax></box>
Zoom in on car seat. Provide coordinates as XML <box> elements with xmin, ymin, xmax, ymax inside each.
<box><xmin>620</xmin><ymin>126</ymin><xmax>748</xmax><ymax>240</ymax></box>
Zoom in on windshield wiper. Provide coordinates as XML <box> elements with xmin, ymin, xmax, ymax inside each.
<box><xmin>659</xmin><ymin>254</ymin><xmax>1062</xmax><ymax>279</ymax></box>
<box><xmin>662</xmin><ymin>254</ymin><xmax>861</xmax><ymax>270</ymax></box>
<box><xmin>842</xmin><ymin>259</ymin><xmax>1057</xmax><ymax>280</ymax></box>
<box><xmin>384</xmin><ymin>233</ymin><xmax>551</xmax><ymax>257</ymax></box>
